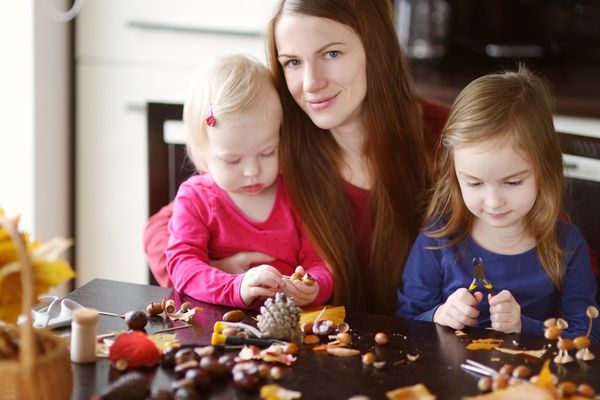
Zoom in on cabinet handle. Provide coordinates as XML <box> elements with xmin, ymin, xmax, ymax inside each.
<box><xmin>127</xmin><ymin>20</ymin><xmax>261</xmax><ymax>38</ymax></box>
<box><xmin>564</xmin><ymin>162</ymin><xmax>578</xmax><ymax>171</ymax></box>
<box><xmin>126</xmin><ymin>103</ymin><xmax>146</xmax><ymax>113</ymax></box>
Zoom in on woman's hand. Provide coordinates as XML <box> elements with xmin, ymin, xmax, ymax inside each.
<box><xmin>240</xmin><ymin>264</ymin><xmax>283</xmax><ymax>306</ymax></box>
<box><xmin>433</xmin><ymin>288</ymin><xmax>483</xmax><ymax>329</ymax></box>
<box><xmin>211</xmin><ymin>252</ymin><xmax>275</xmax><ymax>275</ymax></box>
<box><xmin>488</xmin><ymin>290</ymin><xmax>521</xmax><ymax>333</ymax></box>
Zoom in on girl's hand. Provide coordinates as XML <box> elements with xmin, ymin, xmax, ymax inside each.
<box><xmin>488</xmin><ymin>290</ymin><xmax>521</xmax><ymax>333</ymax></box>
<box><xmin>240</xmin><ymin>264</ymin><xmax>283</xmax><ymax>306</ymax></box>
<box><xmin>211</xmin><ymin>252</ymin><xmax>276</xmax><ymax>275</ymax></box>
<box><xmin>433</xmin><ymin>288</ymin><xmax>483</xmax><ymax>329</ymax></box>
<box><xmin>281</xmin><ymin>276</ymin><xmax>319</xmax><ymax>306</ymax></box>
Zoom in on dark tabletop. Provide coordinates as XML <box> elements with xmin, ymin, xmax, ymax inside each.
<box><xmin>62</xmin><ymin>279</ymin><xmax>600</xmax><ymax>400</ymax></box>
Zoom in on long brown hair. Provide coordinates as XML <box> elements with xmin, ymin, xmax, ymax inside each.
<box><xmin>266</xmin><ymin>0</ymin><xmax>428</xmax><ymax>314</ymax></box>
<box><xmin>426</xmin><ymin>66</ymin><xmax>565</xmax><ymax>290</ymax></box>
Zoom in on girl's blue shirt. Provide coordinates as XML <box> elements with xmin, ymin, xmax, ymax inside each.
<box><xmin>396</xmin><ymin>221</ymin><xmax>600</xmax><ymax>342</ymax></box>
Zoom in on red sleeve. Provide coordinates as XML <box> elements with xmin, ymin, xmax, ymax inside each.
<box><xmin>419</xmin><ymin>97</ymin><xmax>450</xmax><ymax>153</ymax></box>
<box><xmin>143</xmin><ymin>202</ymin><xmax>173</xmax><ymax>287</ymax></box>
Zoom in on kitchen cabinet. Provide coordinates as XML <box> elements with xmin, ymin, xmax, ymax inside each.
<box><xmin>75</xmin><ymin>0</ymin><xmax>276</xmax><ymax>286</ymax></box>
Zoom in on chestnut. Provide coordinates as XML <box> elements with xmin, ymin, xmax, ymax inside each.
<box><xmin>362</xmin><ymin>352</ymin><xmax>376</xmax><ymax>365</ymax></box>
<box><xmin>124</xmin><ymin>310</ymin><xmax>148</xmax><ymax>331</ymax></box>
<box><xmin>185</xmin><ymin>368</ymin><xmax>212</xmax><ymax>392</ymax></box>
<box><xmin>374</xmin><ymin>332</ymin><xmax>388</xmax><ymax>345</ymax></box>
<box><xmin>312</xmin><ymin>320</ymin><xmax>336</xmax><ymax>337</ymax></box>
<box><xmin>223</xmin><ymin>309</ymin><xmax>245</xmax><ymax>322</ymax></box>
<box><xmin>477</xmin><ymin>376</ymin><xmax>492</xmax><ymax>393</ymax></box>
<box><xmin>233</xmin><ymin>371</ymin><xmax>259</xmax><ymax>392</ymax></box>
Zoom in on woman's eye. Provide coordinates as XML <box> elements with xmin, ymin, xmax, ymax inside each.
<box><xmin>466</xmin><ymin>182</ymin><xmax>481</xmax><ymax>188</ymax></box>
<box><xmin>325</xmin><ymin>50</ymin><xmax>339</xmax><ymax>59</ymax></box>
<box><xmin>283</xmin><ymin>59</ymin><xmax>301</xmax><ymax>68</ymax></box>
<box><xmin>224</xmin><ymin>159</ymin><xmax>241</xmax><ymax>166</ymax></box>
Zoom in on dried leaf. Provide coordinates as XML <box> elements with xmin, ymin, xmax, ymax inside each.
<box><xmin>167</xmin><ymin>306</ymin><xmax>201</xmax><ymax>323</ymax></box>
<box><xmin>466</xmin><ymin>338</ymin><xmax>503</xmax><ymax>350</ymax></box>
<box><xmin>0</xmin><ymin>212</ymin><xmax>75</xmax><ymax>324</ymax></box>
<box><xmin>534</xmin><ymin>359</ymin><xmax>555</xmax><ymax>390</ymax></box>
<box><xmin>495</xmin><ymin>347</ymin><xmax>546</xmax><ymax>359</ymax></box>
<box><xmin>147</xmin><ymin>333</ymin><xmax>180</xmax><ymax>352</ymax></box>
<box><xmin>386</xmin><ymin>383</ymin><xmax>436</xmax><ymax>400</ymax></box>
<box><xmin>260</xmin><ymin>384</ymin><xmax>302</xmax><ymax>400</ymax></box>
<box><xmin>326</xmin><ymin>347</ymin><xmax>360</xmax><ymax>357</ymax></box>
<box><xmin>300</xmin><ymin>305</ymin><xmax>345</xmax><ymax>326</ymax></box>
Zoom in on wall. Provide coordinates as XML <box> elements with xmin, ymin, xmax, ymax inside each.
<box><xmin>0</xmin><ymin>1</ymin><xmax>70</xmax><ymax>245</ymax></box>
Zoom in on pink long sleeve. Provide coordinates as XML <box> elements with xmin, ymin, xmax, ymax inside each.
<box><xmin>166</xmin><ymin>175</ymin><xmax>333</xmax><ymax>308</ymax></box>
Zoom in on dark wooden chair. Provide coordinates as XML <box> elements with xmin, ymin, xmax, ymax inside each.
<box><xmin>559</xmin><ymin>132</ymin><xmax>600</xmax><ymax>297</ymax></box>
<box><xmin>146</xmin><ymin>102</ymin><xmax>192</xmax><ymax>285</ymax></box>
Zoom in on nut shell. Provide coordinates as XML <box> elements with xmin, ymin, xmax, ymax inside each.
<box><xmin>223</xmin><ymin>309</ymin><xmax>245</xmax><ymax>323</ymax></box>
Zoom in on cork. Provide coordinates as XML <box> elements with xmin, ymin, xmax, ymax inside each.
<box><xmin>73</xmin><ymin>308</ymin><xmax>99</xmax><ymax>325</ymax></box>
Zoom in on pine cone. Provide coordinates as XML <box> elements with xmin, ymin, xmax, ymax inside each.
<box><xmin>256</xmin><ymin>293</ymin><xmax>301</xmax><ymax>340</ymax></box>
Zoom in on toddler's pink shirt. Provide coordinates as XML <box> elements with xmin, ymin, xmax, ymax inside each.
<box><xmin>166</xmin><ymin>174</ymin><xmax>334</xmax><ymax>308</ymax></box>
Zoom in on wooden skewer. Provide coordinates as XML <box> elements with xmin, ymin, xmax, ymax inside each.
<box><xmin>153</xmin><ymin>323</ymin><xmax>192</xmax><ymax>334</ymax></box>
<box><xmin>98</xmin><ymin>311</ymin><xmax>123</xmax><ymax>318</ymax></box>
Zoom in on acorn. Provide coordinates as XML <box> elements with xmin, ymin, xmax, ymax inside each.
<box><xmin>146</xmin><ymin>302</ymin><xmax>164</xmax><ymax>316</ymax></box>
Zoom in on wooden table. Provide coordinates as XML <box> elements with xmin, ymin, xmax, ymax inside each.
<box><xmin>61</xmin><ymin>279</ymin><xmax>600</xmax><ymax>399</ymax></box>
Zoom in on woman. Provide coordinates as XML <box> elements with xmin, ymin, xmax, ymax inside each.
<box><xmin>144</xmin><ymin>0</ymin><xmax>448</xmax><ymax>315</ymax></box>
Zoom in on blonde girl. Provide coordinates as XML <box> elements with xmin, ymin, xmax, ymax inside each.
<box><xmin>166</xmin><ymin>54</ymin><xmax>333</xmax><ymax>308</ymax></box>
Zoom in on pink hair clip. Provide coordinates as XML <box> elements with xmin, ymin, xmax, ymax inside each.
<box><xmin>205</xmin><ymin>103</ymin><xmax>216</xmax><ymax>127</ymax></box>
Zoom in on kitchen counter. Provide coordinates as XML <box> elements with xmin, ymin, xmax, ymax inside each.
<box><xmin>410</xmin><ymin>50</ymin><xmax>600</xmax><ymax>118</ymax></box>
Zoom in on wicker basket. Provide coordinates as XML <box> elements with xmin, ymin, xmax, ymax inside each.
<box><xmin>0</xmin><ymin>216</ymin><xmax>72</xmax><ymax>400</ymax></box>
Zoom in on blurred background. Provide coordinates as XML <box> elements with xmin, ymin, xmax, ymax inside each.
<box><xmin>1</xmin><ymin>0</ymin><xmax>598</xmax><ymax>291</ymax></box>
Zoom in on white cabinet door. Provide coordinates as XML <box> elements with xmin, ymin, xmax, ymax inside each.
<box><xmin>76</xmin><ymin>64</ymin><xmax>193</xmax><ymax>285</ymax></box>
<box><xmin>76</xmin><ymin>0</ymin><xmax>277</xmax><ymax>65</ymax></box>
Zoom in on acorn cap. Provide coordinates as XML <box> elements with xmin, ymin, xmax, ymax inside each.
<box><xmin>73</xmin><ymin>308</ymin><xmax>99</xmax><ymax>324</ymax></box>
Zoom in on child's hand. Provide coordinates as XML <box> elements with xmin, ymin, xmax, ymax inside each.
<box><xmin>488</xmin><ymin>290</ymin><xmax>521</xmax><ymax>333</ymax></box>
<box><xmin>281</xmin><ymin>276</ymin><xmax>319</xmax><ymax>306</ymax></box>
<box><xmin>240</xmin><ymin>264</ymin><xmax>283</xmax><ymax>306</ymax></box>
<box><xmin>211</xmin><ymin>251</ymin><xmax>276</xmax><ymax>274</ymax></box>
<box><xmin>433</xmin><ymin>288</ymin><xmax>483</xmax><ymax>329</ymax></box>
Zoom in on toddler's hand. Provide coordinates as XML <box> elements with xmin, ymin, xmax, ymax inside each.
<box><xmin>211</xmin><ymin>251</ymin><xmax>275</xmax><ymax>274</ymax></box>
<box><xmin>240</xmin><ymin>264</ymin><xmax>283</xmax><ymax>306</ymax></box>
<box><xmin>488</xmin><ymin>290</ymin><xmax>521</xmax><ymax>333</ymax></box>
<box><xmin>282</xmin><ymin>274</ymin><xmax>319</xmax><ymax>306</ymax></box>
<box><xmin>433</xmin><ymin>288</ymin><xmax>483</xmax><ymax>329</ymax></box>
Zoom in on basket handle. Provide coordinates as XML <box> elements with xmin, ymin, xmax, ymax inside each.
<box><xmin>0</xmin><ymin>216</ymin><xmax>37</xmax><ymax>368</ymax></box>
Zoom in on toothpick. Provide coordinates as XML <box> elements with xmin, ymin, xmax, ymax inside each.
<box><xmin>314</xmin><ymin>306</ymin><xmax>328</xmax><ymax>322</ymax></box>
<box><xmin>153</xmin><ymin>323</ymin><xmax>192</xmax><ymax>334</ymax></box>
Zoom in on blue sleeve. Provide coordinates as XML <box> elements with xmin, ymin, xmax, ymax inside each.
<box><xmin>558</xmin><ymin>225</ymin><xmax>600</xmax><ymax>343</ymax></box>
<box><xmin>395</xmin><ymin>232</ymin><xmax>444</xmax><ymax>322</ymax></box>
<box><xmin>521</xmin><ymin>316</ymin><xmax>545</xmax><ymax>337</ymax></box>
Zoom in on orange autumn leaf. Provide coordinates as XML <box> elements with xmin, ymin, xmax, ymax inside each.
<box><xmin>466</xmin><ymin>338</ymin><xmax>504</xmax><ymax>350</ymax></box>
<box><xmin>0</xmin><ymin>210</ymin><xmax>75</xmax><ymax>324</ymax></box>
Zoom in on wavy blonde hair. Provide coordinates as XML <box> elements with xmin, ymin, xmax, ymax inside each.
<box><xmin>266</xmin><ymin>0</ymin><xmax>427</xmax><ymax>314</ymax></box>
<box><xmin>183</xmin><ymin>54</ymin><xmax>282</xmax><ymax>172</ymax></box>
<box><xmin>426</xmin><ymin>66</ymin><xmax>565</xmax><ymax>290</ymax></box>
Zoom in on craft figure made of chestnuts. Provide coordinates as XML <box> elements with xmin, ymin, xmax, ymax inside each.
<box><xmin>256</xmin><ymin>293</ymin><xmax>301</xmax><ymax>340</ymax></box>
<box><xmin>544</xmin><ymin>317</ymin><xmax>573</xmax><ymax>364</ymax></box>
<box><xmin>544</xmin><ymin>306</ymin><xmax>599</xmax><ymax>364</ymax></box>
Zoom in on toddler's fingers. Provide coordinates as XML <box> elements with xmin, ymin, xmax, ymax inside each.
<box><xmin>248</xmin><ymin>286</ymin><xmax>278</xmax><ymax>299</ymax></box>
